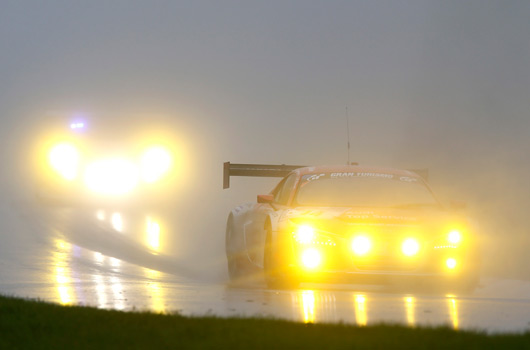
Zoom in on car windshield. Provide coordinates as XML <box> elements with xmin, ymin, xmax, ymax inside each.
<box><xmin>295</xmin><ymin>172</ymin><xmax>439</xmax><ymax>208</ymax></box>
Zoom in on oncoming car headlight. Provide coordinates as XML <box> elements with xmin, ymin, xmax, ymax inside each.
<box><xmin>139</xmin><ymin>146</ymin><xmax>172</xmax><ymax>183</ymax></box>
<box><xmin>48</xmin><ymin>143</ymin><xmax>80</xmax><ymax>181</ymax></box>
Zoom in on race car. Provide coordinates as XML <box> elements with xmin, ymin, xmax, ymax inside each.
<box><xmin>31</xmin><ymin>115</ymin><xmax>182</xmax><ymax>207</ymax></box>
<box><xmin>223</xmin><ymin>162</ymin><xmax>480</xmax><ymax>290</ymax></box>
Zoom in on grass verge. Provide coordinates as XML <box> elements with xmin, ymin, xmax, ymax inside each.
<box><xmin>0</xmin><ymin>294</ymin><xmax>529</xmax><ymax>349</ymax></box>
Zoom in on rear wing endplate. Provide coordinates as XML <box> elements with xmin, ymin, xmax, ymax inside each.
<box><xmin>223</xmin><ymin>162</ymin><xmax>306</xmax><ymax>189</ymax></box>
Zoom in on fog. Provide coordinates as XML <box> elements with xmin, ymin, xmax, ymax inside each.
<box><xmin>1</xmin><ymin>1</ymin><xmax>529</xmax><ymax>280</ymax></box>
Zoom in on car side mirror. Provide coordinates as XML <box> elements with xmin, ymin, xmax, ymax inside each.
<box><xmin>257</xmin><ymin>194</ymin><xmax>274</xmax><ymax>204</ymax></box>
<box><xmin>450</xmin><ymin>200</ymin><xmax>467</xmax><ymax>211</ymax></box>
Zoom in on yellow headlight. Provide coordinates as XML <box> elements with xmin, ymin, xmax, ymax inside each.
<box><xmin>352</xmin><ymin>236</ymin><xmax>372</xmax><ymax>256</ymax></box>
<box><xmin>296</xmin><ymin>225</ymin><xmax>315</xmax><ymax>244</ymax></box>
<box><xmin>446</xmin><ymin>258</ymin><xmax>457</xmax><ymax>269</ymax></box>
<box><xmin>448</xmin><ymin>230</ymin><xmax>461</xmax><ymax>244</ymax></box>
<box><xmin>402</xmin><ymin>238</ymin><xmax>420</xmax><ymax>256</ymax></box>
<box><xmin>48</xmin><ymin>143</ymin><xmax>80</xmax><ymax>181</ymax></box>
<box><xmin>301</xmin><ymin>248</ymin><xmax>321</xmax><ymax>269</ymax></box>
<box><xmin>140</xmin><ymin>146</ymin><xmax>172</xmax><ymax>183</ymax></box>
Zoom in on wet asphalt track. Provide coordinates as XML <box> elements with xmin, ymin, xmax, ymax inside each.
<box><xmin>1</xmin><ymin>197</ymin><xmax>529</xmax><ymax>334</ymax></box>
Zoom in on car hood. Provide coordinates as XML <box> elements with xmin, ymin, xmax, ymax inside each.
<box><xmin>284</xmin><ymin>206</ymin><xmax>462</xmax><ymax>235</ymax></box>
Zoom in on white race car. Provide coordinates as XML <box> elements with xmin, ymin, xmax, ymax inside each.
<box><xmin>224</xmin><ymin>162</ymin><xmax>480</xmax><ymax>290</ymax></box>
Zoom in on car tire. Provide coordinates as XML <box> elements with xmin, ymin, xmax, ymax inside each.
<box><xmin>264</xmin><ymin>229</ymin><xmax>299</xmax><ymax>289</ymax></box>
<box><xmin>225</xmin><ymin>218</ymin><xmax>243</xmax><ymax>281</ymax></box>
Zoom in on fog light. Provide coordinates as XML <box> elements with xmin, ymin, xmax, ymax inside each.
<box><xmin>352</xmin><ymin>236</ymin><xmax>371</xmax><ymax>256</ymax></box>
<box><xmin>402</xmin><ymin>238</ymin><xmax>420</xmax><ymax>256</ymax></box>
<box><xmin>301</xmin><ymin>248</ymin><xmax>321</xmax><ymax>269</ymax></box>
<box><xmin>446</xmin><ymin>258</ymin><xmax>457</xmax><ymax>269</ymax></box>
<box><xmin>448</xmin><ymin>231</ymin><xmax>461</xmax><ymax>244</ymax></box>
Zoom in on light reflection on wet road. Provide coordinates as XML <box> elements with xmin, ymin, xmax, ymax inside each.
<box><xmin>1</xmin><ymin>200</ymin><xmax>530</xmax><ymax>334</ymax></box>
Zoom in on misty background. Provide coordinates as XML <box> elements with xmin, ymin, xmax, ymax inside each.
<box><xmin>1</xmin><ymin>1</ymin><xmax>529</xmax><ymax>279</ymax></box>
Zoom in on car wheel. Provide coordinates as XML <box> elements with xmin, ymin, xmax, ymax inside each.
<box><xmin>225</xmin><ymin>218</ymin><xmax>243</xmax><ymax>281</ymax></box>
<box><xmin>227</xmin><ymin>253</ymin><xmax>242</xmax><ymax>281</ymax></box>
<box><xmin>264</xmin><ymin>229</ymin><xmax>299</xmax><ymax>289</ymax></box>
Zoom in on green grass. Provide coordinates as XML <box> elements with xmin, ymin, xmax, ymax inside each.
<box><xmin>0</xmin><ymin>295</ymin><xmax>529</xmax><ymax>349</ymax></box>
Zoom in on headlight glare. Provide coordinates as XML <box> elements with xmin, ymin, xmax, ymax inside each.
<box><xmin>446</xmin><ymin>258</ymin><xmax>457</xmax><ymax>269</ymax></box>
<box><xmin>48</xmin><ymin>143</ymin><xmax>80</xmax><ymax>180</ymax></box>
<box><xmin>84</xmin><ymin>158</ymin><xmax>139</xmax><ymax>195</ymax></box>
<box><xmin>402</xmin><ymin>238</ymin><xmax>420</xmax><ymax>256</ymax></box>
<box><xmin>140</xmin><ymin>146</ymin><xmax>172</xmax><ymax>183</ymax></box>
<box><xmin>352</xmin><ymin>235</ymin><xmax>371</xmax><ymax>256</ymax></box>
<box><xmin>296</xmin><ymin>225</ymin><xmax>315</xmax><ymax>244</ymax></box>
<box><xmin>301</xmin><ymin>248</ymin><xmax>321</xmax><ymax>269</ymax></box>
<box><xmin>448</xmin><ymin>230</ymin><xmax>461</xmax><ymax>244</ymax></box>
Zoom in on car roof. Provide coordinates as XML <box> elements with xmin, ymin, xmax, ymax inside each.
<box><xmin>292</xmin><ymin>165</ymin><xmax>422</xmax><ymax>179</ymax></box>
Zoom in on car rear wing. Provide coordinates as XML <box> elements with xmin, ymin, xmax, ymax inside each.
<box><xmin>223</xmin><ymin>162</ymin><xmax>429</xmax><ymax>189</ymax></box>
<box><xmin>223</xmin><ymin>162</ymin><xmax>306</xmax><ymax>189</ymax></box>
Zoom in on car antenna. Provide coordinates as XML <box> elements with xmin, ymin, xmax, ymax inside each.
<box><xmin>345</xmin><ymin>106</ymin><xmax>351</xmax><ymax>165</ymax></box>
